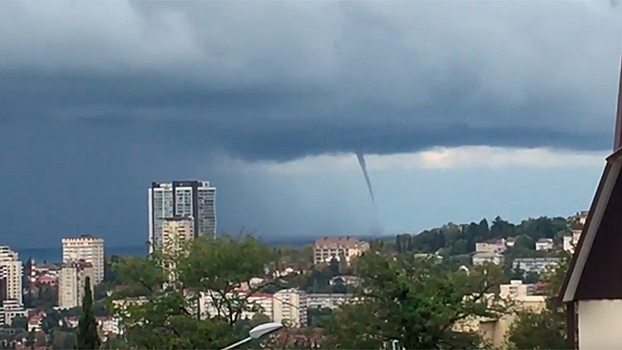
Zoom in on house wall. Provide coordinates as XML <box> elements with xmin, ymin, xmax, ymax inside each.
<box><xmin>578</xmin><ymin>300</ymin><xmax>622</xmax><ymax>349</ymax></box>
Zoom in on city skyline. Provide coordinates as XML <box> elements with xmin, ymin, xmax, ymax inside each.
<box><xmin>1</xmin><ymin>1</ymin><xmax>621</xmax><ymax>248</ymax></box>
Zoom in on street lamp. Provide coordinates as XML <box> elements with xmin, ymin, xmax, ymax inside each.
<box><xmin>221</xmin><ymin>322</ymin><xmax>283</xmax><ymax>350</ymax></box>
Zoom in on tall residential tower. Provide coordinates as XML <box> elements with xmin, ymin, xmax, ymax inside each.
<box><xmin>62</xmin><ymin>235</ymin><xmax>104</xmax><ymax>284</ymax></box>
<box><xmin>0</xmin><ymin>247</ymin><xmax>22</xmax><ymax>305</ymax></box>
<box><xmin>148</xmin><ymin>181</ymin><xmax>217</xmax><ymax>251</ymax></box>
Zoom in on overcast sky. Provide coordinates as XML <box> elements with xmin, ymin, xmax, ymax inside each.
<box><xmin>1</xmin><ymin>1</ymin><xmax>621</xmax><ymax>248</ymax></box>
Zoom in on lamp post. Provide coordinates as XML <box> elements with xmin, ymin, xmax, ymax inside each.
<box><xmin>221</xmin><ymin>322</ymin><xmax>283</xmax><ymax>350</ymax></box>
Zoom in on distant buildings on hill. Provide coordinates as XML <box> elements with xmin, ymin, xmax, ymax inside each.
<box><xmin>469</xmin><ymin>210</ymin><xmax>587</xmax><ymax>268</ymax></box>
<box><xmin>313</xmin><ymin>236</ymin><xmax>370</xmax><ymax>265</ymax></box>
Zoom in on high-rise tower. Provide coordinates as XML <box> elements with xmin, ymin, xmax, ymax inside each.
<box><xmin>148</xmin><ymin>181</ymin><xmax>217</xmax><ymax>252</ymax></box>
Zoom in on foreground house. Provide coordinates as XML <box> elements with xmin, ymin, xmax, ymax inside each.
<box><xmin>559</xmin><ymin>58</ymin><xmax>622</xmax><ymax>349</ymax></box>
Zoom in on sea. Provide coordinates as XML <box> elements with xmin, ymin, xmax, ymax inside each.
<box><xmin>16</xmin><ymin>234</ymin><xmax>387</xmax><ymax>264</ymax></box>
<box><xmin>17</xmin><ymin>245</ymin><xmax>148</xmax><ymax>264</ymax></box>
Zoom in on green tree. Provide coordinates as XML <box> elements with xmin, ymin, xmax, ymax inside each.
<box><xmin>491</xmin><ymin>216</ymin><xmax>515</xmax><ymax>239</ymax></box>
<box><xmin>32</xmin><ymin>284</ymin><xmax>58</xmax><ymax>309</ymax></box>
<box><xmin>452</xmin><ymin>238</ymin><xmax>468</xmax><ymax>255</ymax></box>
<box><xmin>35</xmin><ymin>331</ymin><xmax>47</xmax><ymax>348</ymax></box>
<box><xmin>111</xmin><ymin>234</ymin><xmax>275</xmax><ymax>349</ymax></box>
<box><xmin>328</xmin><ymin>258</ymin><xmax>340</xmax><ymax>277</ymax></box>
<box><xmin>10</xmin><ymin>316</ymin><xmax>27</xmax><ymax>331</ymax></box>
<box><xmin>77</xmin><ymin>276</ymin><xmax>101</xmax><ymax>350</ymax></box>
<box><xmin>323</xmin><ymin>253</ymin><xmax>507</xmax><ymax>349</ymax></box>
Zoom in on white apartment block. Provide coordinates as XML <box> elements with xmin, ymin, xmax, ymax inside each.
<box><xmin>307</xmin><ymin>293</ymin><xmax>355</xmax><ymax>310</ymax></box>
<box><xmin>62</xmin><ymin>235</ymin><xmax>104</xmax><ymax>284</ymax></box>
<box><xmin>500</xmin><ymin>280</ymin><xmax>535</xmax><ymax>299</ymax></box>
<box><xmin>563</xmin><ymin>229</ymin><xmax>582</xmax><ymax>254</ymax></box>
<box><xmin>274</xmin><ymin>289</ymin><xmax>307</xmax><ymax>328</ymax></box>
<box><xmin>313</xmin><ymin>237</ymin><xmax>370</xmax><ymax>265</ymax></box>
<box><xmin>58</xmin><ymin>260</ymin><xmax>95</xmax><ymax>309</ymax></box>
<box><xmin>246</xmin><ymin>293</ymin><xmax>274</xmax><ymax>320</ymax></box>
<box><xmin>148</xmin><ymin>181</ymin><xmax>217</xmax><ymax>252</ymax></box>
<box><xmin>512</xmin><ymin>257</ymin><xmax>560</xmax><ymax>275</ymax></box>
<box><xmin>472</xmin><ymin>252</ymin><xmax>504</xmax><ymax>266</ymax></box>
<box><xmin>475</xmin><ymin>238</ymin><xmax>507</xmax><ymax>254</ymax></box>
<box><xmin>199</xmin><ymin>291</ymin><xmax>275</xmax><ymax>323</ymax></box>
<box><xmin>0</xmin><ymin>299</ymin><xmax>27</xmax><ymax>326</ymax></box>
<box><xmin>535</xmin><ymin>238</ymin><xmax>554</xmax><ymax>251</ymax></box>
<box><xmin>200</xmin><ymin>288</ymin><xmax>308</xmax><ymax>328</ymax></box>
<box><xmin>0</xmin><ymin>247</ymin><xmax>22</xmax><ymax>305</ymax></box>
<box><xmin>162</xmin><ymin>217</ymin><xmax>195</xmax><ymax>253</ymax></box>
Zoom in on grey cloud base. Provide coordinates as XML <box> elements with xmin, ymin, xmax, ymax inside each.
<box><xmin>0</xmin><ymin>1</ymin><xmax>621</xmax><ymax>161</ymax></box>
<box><xmin>1</xmin><ymin>1</ymin><xmax>621</xmax><ymax>247</ymax></box>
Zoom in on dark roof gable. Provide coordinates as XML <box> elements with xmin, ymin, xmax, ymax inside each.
<box><xmin>559</xmin><ymin>56</ymin><xmax>622</xmax><ymax>302</ymax></box>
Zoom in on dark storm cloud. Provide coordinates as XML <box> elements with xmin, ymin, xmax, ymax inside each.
<box><xmin>2</xmin><ymin>1</ymin><xmax>622</xmax><ymax>247</ymax></box>
<box><xmin>0</xmin><ymin>1</ymin><xmax>621</xmax><ymax>160</ymax></box>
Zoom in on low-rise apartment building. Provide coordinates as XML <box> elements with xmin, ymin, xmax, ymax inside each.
<box><xmin>0</xmin><ymin>299</ymin><xmax>27</xmax><ymax>326</ymax></box>
<box><xmin>472</xmin><ymin>252</ymin><xmax>504</xmax><ymax>266</ymax></box>
<box><xmin>500</xmin><ymin>280</ymin><xmax>535</xmax><ymax>299</ymax></box>
<box><xmin>313</xmin><ymin>237</ymin><xmax>370</xmax><ymax>265</ymax></box>
<box><xmin>512</xmin><ymin>257</ymin><xmax>560</xmax><ymax>275</ymax></box>
<box><xmin>535</xmin><ymin>238</ymin><xmax>554</xmax><ymax>251</ymax></box>
<box><xmin>475</xmin><ymin>239</ymin><xmax>506</xmax><ymax>254</ymax></box>
<box><xmin>307</xmin><ymin>293</ymin><xmax>355</xmax><ymax>310</ymax></box>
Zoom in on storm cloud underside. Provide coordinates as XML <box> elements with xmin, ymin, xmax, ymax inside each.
<box><xmin>1</xmin><ymin>1</ymin><xmax>621</xmax><ymax>246</ymax></box>
<box><xmin>0</xmin><ymin>1</ymin><xmax>621</xmax><ymax>159</ymax></box>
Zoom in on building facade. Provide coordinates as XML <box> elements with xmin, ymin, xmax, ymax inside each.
<box><xmin>472</xmin><ymin>252</ymin><xmax>504</xmax><ymax>266</ymax></box>
<box><xmin>563</xmin><ymin>229</ymin><xmax>582</xmax><ymax>254</ymax></box>
<box><xmin>535</xmin><ymin>238</ymin><xmax>554</xmax><ymax>251</ymax></box>
<box><xmin>62</xmin><ymin>235</ymin><xmax>104</xmax><ymax>284</ymax></box>
<box><xmin>0</xmin><ymin>247</ymin><xmax>22</xmax><ymax>305</ymax></box>
<box><xmin>500</xmin><ymin>280</ymin><xmax>535</xmax><ymax>299</ymax></box>
<box><xmin>58</xmin><ymin>260</ymin><xmax>95</xmax><ymax>309</ymax></box>
<box><xmin>0</xmin><ymin>299</ymin><xmax>27</xmax><ymax>326</ymax></box>
<box><xmin>273</xmin><ymin>289</ymin><xmax>307</xmax><ymax>328</ymax></box>
<box><xmin>307</xmin><ymin>293</ymin><xmax>355</xmax><ymax>310</ymax></box>
<box><xmin>161</xmin><ymin>217</ymin><xmax>195</xmax><ymax>253</ymax></box>
<box><xmin>313</xmin><ymin>237</ymin><xmax>370</xmax><ymax>265</ymax></box>
<box><xmin>513</xmin><ymin>257</ymin><xmax>560</xmax><ymax>275</ymax></box>
<box><xmin>475</xmin><ymin>239</ymin><xmax>507</xmax><ymax>254</ymax></box>
<box><xmin>148</xmin><ymin>181</ymin><xmax>217</xmax><ymax>251</ymax></box>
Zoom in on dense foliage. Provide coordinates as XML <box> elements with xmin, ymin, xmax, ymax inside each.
<box><xmin>323</xmin><ymin>252</ymin><xmax>507</xmax><ymax>349</ymax></box>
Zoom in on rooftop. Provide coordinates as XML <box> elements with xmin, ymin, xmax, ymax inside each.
<box><xmin>62</xmin><ymin>235</ymin><xmax>103</xmax><ymax>241</ymax></box>
<box><xmin>314</xmin><ymin>236</ymin><xmax>365</xmax><ymax>247</ymax></box>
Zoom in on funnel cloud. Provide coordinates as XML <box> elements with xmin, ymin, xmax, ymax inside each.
<box><xmin>356</xmin><ymin>151</ymin><xmax>376</xmax><ymax>205</ymax></box>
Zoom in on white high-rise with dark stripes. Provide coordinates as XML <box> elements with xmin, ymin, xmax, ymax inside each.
<box><xmin>148</xmin><ymin>181</ymin><xmax>217</xmax><ymax>252</ymax></box>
